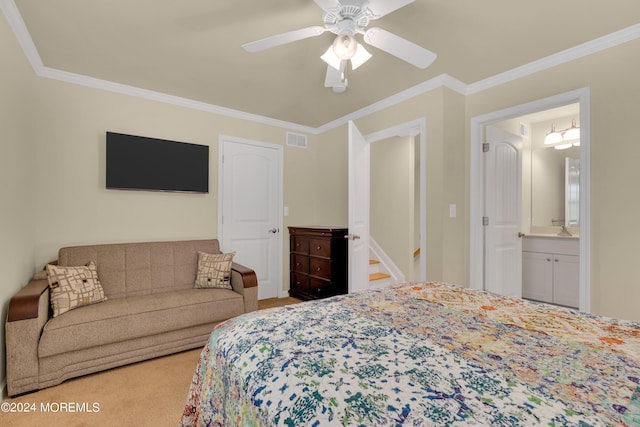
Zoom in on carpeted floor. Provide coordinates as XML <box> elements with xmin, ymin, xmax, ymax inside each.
<box><xmin>0</xmin><ymin>296</ymin><xmax>302</xmax><ymax>427</ymax></box>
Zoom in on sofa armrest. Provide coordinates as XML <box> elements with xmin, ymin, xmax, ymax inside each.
<box><xmin>230</xmin><ymin>262</ymin><xmax>258</xmax><ymax>313</ymax></box>
<box><xmin>6</xmin><ymin>278</ymin><xmax>51</xmax><ymax>396</ymax></box>
<box><xmin>7</xmin><ymin>278</ymin><xmax>50</xmax><ymax>321</ymax></box>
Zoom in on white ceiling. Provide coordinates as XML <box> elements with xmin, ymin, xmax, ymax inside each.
<box><xmin>9</xmin><ymin>0</ymin><xmax>640</xmax><ymax>128</ymax></box>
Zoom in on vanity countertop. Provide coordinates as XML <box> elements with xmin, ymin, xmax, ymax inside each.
<box><xmin>522</xmin><ymin>234</ymin><xmax>580</xmax><ymax>255</ymax></box>
<box><xmin>524</xmin><ymin>233</ymin><xmax>579</xmax><ymax>239</ymax></box>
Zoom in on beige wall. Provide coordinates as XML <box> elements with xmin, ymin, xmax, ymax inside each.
<box><xmin>29</xmin><ymin>78</ymin><xmax>326</xmax><ymax>274</ymax></box>
<box><xmin>466</xmin><ymin>38</ymin><xmax>640</xmax><ymax>321</ymax></box>
<box><xmin>0</xmin><ymin>13</ymin><xmax>37</xmax><ymax>387</ymax></box>
<box><xmin>352</xmin><ymin>88</ymin><xmax>467</xmax><ymax>285</ymax></box>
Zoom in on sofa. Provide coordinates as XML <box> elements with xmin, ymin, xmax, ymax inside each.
<box><xmin>5</xmin><ymin>239</ymin><xmax>258</xmax><ymax>396</ymax></box>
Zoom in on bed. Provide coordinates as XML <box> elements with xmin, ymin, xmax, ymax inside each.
<box><xmin>180</xmin><ymin>282</ymin><xmax>640</xmax><ymax>426</ymax></box>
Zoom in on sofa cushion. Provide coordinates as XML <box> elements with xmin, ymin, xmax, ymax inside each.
<box><xmin>57</xmin><ymin>240</ymin><xmax>221</xmax><ymax>299</ymax></box>
<box><xmin>194</xmin><ymin>251</ymin><xmax>235</xmax><ymax>289</ymax></box>
<box><xmin>46</xmin><ymin>262</ymin><xmax>108</xmax><ymax>317</ymax></box>
<box><xmin>38</xmin><ymin>288</ymin><xmax>244</xmax><ymax>357</ymax></box>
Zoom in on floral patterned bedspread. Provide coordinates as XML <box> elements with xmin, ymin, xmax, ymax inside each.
<box><xmin>180</xmin><ymin>282</ymin><xmax>640</xmax><ymax>426</ymax></box>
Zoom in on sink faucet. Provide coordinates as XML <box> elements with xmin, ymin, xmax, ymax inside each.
<box><xmin>557</xmin><ymin>225</ymin><xmax>572</xmax><ymax>237</ymax></box>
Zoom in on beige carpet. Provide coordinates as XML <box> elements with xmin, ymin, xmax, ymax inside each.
<box><xmin>0</xmin><ymin>297</ymin><xmax>302</xmax><ymax>427</ymax></box>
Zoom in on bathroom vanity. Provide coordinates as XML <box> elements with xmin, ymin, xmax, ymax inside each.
<box><xmin>522</xmin><ymin>235</ymin><xmax>579</xmax><ymax>308</ymax></box>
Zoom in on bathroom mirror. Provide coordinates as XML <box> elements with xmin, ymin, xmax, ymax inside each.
<box><xmin>530</xmin><ymin>115</ymin><xmax>580</xmax><ymax>228</ymax></box>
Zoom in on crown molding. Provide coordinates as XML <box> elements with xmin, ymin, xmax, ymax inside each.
<box><xmin>315</xmin><ymin>74</ymin><xmax>466</xmax><ymax>133</ymax></box>
<box><xmin>466</xmin><ymin>23</ymin><xmax>640</xmax><ymax>95</ymax></box>
<box><xmin>37</xmin><ymin>66</ymin><xmax>319</xmax><ymax>135</ymax></box>
<box><xmin>3</xmin><ymin>0</ymin><xmax>639</xmax><ymax>135</ymax></box>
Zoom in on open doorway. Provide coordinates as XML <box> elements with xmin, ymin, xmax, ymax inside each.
<box><xmin>370</xmin><ymin>134</ymin><xmax>420</xmax><ymax>282</ymax></box>
<box><xmin>470</xmin><ymin>89</ymin><xmax>591</xmax><ymax>313</ymax></box>
<box><xmin>347</xmin><ymin>119</ymin><xmax>427</xmax><ymax>293</ymax></box>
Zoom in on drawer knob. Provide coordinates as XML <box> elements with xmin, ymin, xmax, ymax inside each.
<box><xmin>316</xmin><ymin>267</ymin><xmax>322</xmax><ymax>272</ymax></box>
<box><xmin>546</xmin><ymin>258</ymin><xmax>551</xmax><ymax>262</ymax></box>
<box><xmin>316</xmin><ymin>245</ymin><xmax>322</xmax><ymax>250</ymax></box>
<box><xmin>296</xmin><ymin>262</ymin><xmax>301</xmax><ymax>267</ymax></box>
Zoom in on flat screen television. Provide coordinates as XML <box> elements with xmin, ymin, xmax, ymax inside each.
<box><xmin>106</xmin><ymin>132</ymin><xmax>209</xmax><ymax>193</ymax></box>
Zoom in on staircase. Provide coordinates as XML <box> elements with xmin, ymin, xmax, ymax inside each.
<box><xmin>369</xmin><ymin>259</ymin><xmax>392</xmax><ymax>287</ymax></box>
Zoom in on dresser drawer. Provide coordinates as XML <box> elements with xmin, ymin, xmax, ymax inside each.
<box><xmin>309</xmin><ymin>258</ymin><xmax>331</xmax><ymax>280</ymax></box>
<box><xmin>309</xmin><ymin>238</ymin><xmax>331</xmax><ymax>258</ymax></box>
<box><xmin>291</xmin><ymin>235</ymin><xmax>308</xmax><ymax>254</ymax></box>
<box><xmin>309</xmin><ymin>277</ymin><xmax>334</xmax><ymax>298</ymax></box>
<box><xmin>290</xmin><ymin>272</ymin><xmax>309</xmax><ymax>293</ymax></box>
<box><xmin>290</xmin><ymin>254</ymin><xmax>308</xmax><ymax>274</ymax></box>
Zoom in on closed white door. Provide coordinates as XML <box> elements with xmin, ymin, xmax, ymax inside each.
<box><xmin>484</xmin><ymin>126</ymin><xmax>523</xmax><ymax>297</ymax></box>
<box><xmin>219</xmin><ymin>138</ymin><xmax>282</xmax><ymax>300</ymax></box>
<box><xmin>347</xmin><ymin>121</ymin><xmax>370</xmax><ymax>293</ymax></box>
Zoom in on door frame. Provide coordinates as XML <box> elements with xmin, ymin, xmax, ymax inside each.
<box><xmin>363</xmin><ymin>118</ymin><xmax>427</xmax><ymax>281</ymax></box>
<box><xmin>469</xmin><ymin>88</ymin><xmax>591</xmax><ymax>312</ymax></box>
<box><xmin>217</xmin><ymin>135</ymin><xmax>284</xmax><ymax>298</ymax></box>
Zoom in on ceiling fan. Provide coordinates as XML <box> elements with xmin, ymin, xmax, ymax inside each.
<box><xmin>242</xmin><ymin>0</ymin><xmax>437</xmax><ymax>93</ymax></box>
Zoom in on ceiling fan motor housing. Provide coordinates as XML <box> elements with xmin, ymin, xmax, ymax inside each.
<box><xmin>323</xmin><ymin>4</ymin><xmax>370</xmax><ymax>36</ymax></box>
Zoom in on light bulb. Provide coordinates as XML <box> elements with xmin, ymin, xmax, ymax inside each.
<box><xmin>332</xmin><ymin>34</ymin><xmax>357</xmax><ymax>60</ymax></box>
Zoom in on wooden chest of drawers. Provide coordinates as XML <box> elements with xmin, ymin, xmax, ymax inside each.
<box><xmin>288</xmin><ymin>226</ymin><xmax>348</xmax><ymax>300</ymax></box>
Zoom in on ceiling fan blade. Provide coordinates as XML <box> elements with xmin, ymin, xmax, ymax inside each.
<box><xmin>363</xmin><ymin>27</ymin><xmax>437</xmax><ymax>69</ymax></box>
<box><xmin>366</xmin><ymin>0</ymin><xmax>415</xmax><ymax>18</ymax></box>
<box><xmin>242</xmin><ymin>26</ymin><xmax>326</xmax><ymax>52</ymax></box>
<box><xmin>313</xmin><ymin>0</ymin><xmax>340</xmax><ymax>11</ymax></box>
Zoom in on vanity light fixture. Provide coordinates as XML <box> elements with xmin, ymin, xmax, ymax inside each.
<box><xmin>545</xmin><ymin>119</ymin><xmax>580</xmax><ymax>149</ymax></box>
<box><xmin>544</xmin><ymin>124</ymin><xmax>563</xmax><ymax>145</ymax></box>
<box><xmin>563</xmin><ymin>119</ymin><xmax>580</xmax><ymax>141</ymax></box>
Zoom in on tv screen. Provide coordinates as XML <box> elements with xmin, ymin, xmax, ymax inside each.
<box><xmin>106</xmin><ymin>132</ymin><xmax>209</xmax><ymax>193</ymax></box>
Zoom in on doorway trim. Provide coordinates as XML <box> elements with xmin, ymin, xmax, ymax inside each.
<box><xmin>469</xmin><ymin>88</ymin><xmax>591</xmax><ymax>312</ymax></box>
<box><xmin>364</xmin><ymin>118</ymin><xmax>427</xmax><ymax>281</ymax></box>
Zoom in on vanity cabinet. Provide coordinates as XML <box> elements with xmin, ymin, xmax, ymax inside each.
<box><xmin>289</xmin><ymin>226</ymin><xmax>348</xmax><ymax>301</ymax></box>
<box><xmin>522</xmin><ymin>236</ymin><xmax>579</xmax><ymax>308</ymax></box>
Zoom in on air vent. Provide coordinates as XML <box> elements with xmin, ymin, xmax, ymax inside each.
<box><xmin>286</xmin><ymin>132</ymin><xmax>308</xmax><ymax>149</ymax></box>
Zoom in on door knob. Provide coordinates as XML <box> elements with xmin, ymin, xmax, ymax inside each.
<box><xmin>344</xmin><ymin>234</ymin><xmax>360</xmax><ymax>240</ymax></box>
<box><xmin>518</xmin><ymin>232</ymin><xmax>525</xmax><ymax>238</ymax></box>
<box><xmin>268</xmin><ymin>228</ymin><xmax>279</xmax><ymax>233</ymax></box>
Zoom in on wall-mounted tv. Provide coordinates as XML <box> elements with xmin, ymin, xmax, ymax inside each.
<box><xmin>106</xmin><ymin>132</ymin><xmax>209</xmax><ymax>193</ymax></box>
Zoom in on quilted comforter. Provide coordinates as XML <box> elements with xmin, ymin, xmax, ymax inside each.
<box><xmin>180</xmin><ymin>282</ymin><xmax>640</xmax><ymax>426</ymax></box>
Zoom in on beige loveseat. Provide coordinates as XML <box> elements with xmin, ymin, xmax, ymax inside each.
<box><xmin>5</xmin><ymin>239</ymin><xmax>258</xmax><ymax>396</ymax></box>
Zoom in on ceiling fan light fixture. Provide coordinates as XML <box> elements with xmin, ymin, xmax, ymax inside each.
<box><xmin>350</xmin><ymin>43</ymin><xmax>372</xmax><ymax>70</ymax></box>
<box><xmin>332</xmin><ymin>34</ymin><xmax>357</xmax><ymax>60</ymax></box>
<box><xmin>321</xmin><ymin>46</ymin><xmax>343</xmax><ymax>70</ymax></box>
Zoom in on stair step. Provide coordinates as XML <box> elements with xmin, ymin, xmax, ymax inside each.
<box><xmin>369</xmin><ymin>259</ymin><xmax>380</xmax><ymax>265</ymax></box>
<box><xmin>369</xmin><ymin>272</ymin><xmax>391</xmax><ymax>281</ymax></box>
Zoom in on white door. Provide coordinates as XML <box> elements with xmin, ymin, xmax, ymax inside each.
<box><xmin>484</xmin><ymin>126</ymin><xmax>523</xmax><ymax>297</ymax></box>
<box><xmin>347</xmin><ymin>121</ymin><xmax>370</xmax><ymax>293</ymax></box>
<box><xmin>219</xmin><ymin>138</ymin><xmax>282</xmax><ymax>300</ymax></box>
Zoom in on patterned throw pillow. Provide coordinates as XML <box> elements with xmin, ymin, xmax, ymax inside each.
<box><xmin>47</xmin><ymin>262</ymin><xmax>108</xmax><ymax>317</ymax></box>
<box><xmin>194</xmin><ymin>251</ymin><xmax>235</xmax><ymax>289</ymax></box>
